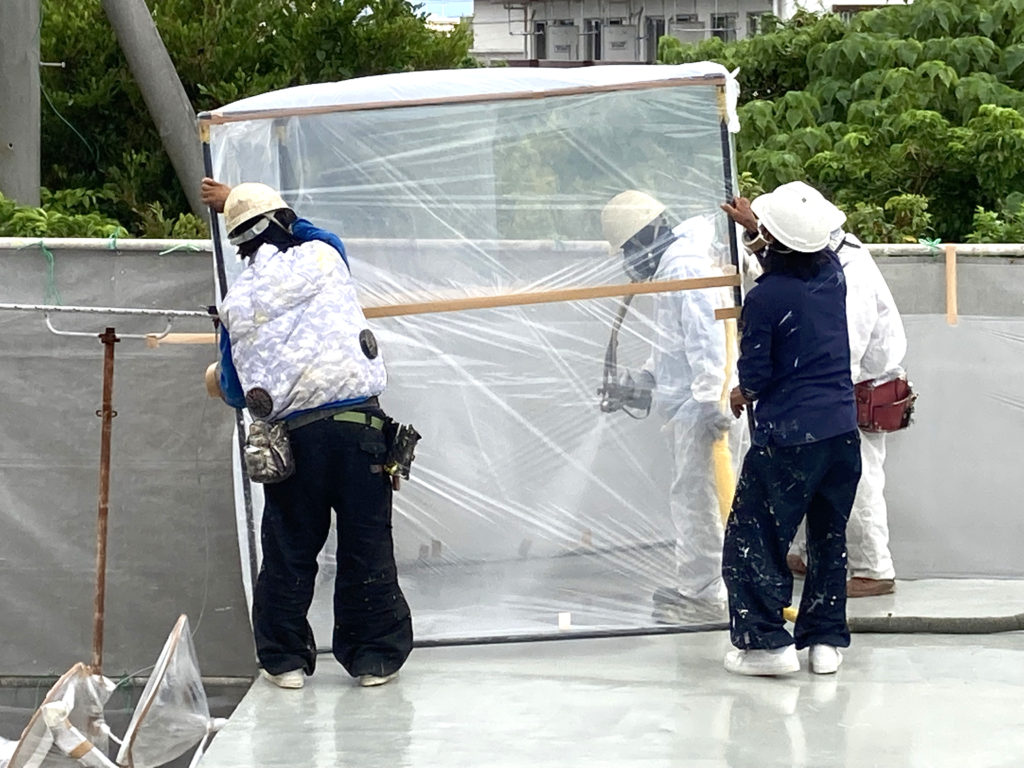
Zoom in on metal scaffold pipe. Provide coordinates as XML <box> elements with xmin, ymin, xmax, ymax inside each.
<box><xmin>91</xmin><ymin>328</ymin><xmax>119</xmax><ymax>674</ymax></box>
<box><xmin>100</xmin><ymin>0</ymin><xmax>206</xmax><ymax>218</ymax></box>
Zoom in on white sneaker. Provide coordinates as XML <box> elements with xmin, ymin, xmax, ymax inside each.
<box><xmin>358</xmin><ymin>671</ymin><xmax>399</xmax><ymax>688</ymax></box>
<box><xmin>724</xmin><ymin>645</ymin><xmax>800</xmax><ymax>676</ymax></box>
<box><xmin>260</xmin><ymin>668</ymin><xmax>305</xmax><ymax>689</ymax></box>
<box><xmin>809</xmin><ymin>644</ymin><xmax>843</xmax><ymax>674</ymax></box>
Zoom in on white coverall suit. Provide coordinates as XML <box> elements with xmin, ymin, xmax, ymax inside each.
<box><xmin>793</xmin><ymin>231</ymin><xmax>906</xmax><ymax>580</ymax></box>
<box><xmin>643</xmin><ymin>217</ymin><xmax>745</xmax><ymax>604</ymax></box>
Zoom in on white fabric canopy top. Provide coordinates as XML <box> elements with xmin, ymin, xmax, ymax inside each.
<box><xmin>202</xmin><ymin>64</ymin><xmax>741</xmax><ymax>132</ymax></box>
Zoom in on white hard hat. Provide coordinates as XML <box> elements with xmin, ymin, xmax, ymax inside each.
<box><xmin>774</xmin><ymin>180</ymin><xmax>846</xmax><ymax>231</ymax></box>
<box><xmin>223</xmin><ymin>183</ymin><xmax>290</xmax><ymax>242</ymax></box>
<box><xmin>750</xmin><ymin>181</ymin><xmax>836</xmax><ymax>252</ymax></box>
<box><xmin>601</xmin><ymin>190</ymin><xmax>667</xmax><ymax>252</ymax></box>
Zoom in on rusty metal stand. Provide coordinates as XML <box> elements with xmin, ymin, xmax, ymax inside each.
<box><xmin>91</xmin><ymin>328</ymin><xmax>119</xmax><ymax>674</ymax></box>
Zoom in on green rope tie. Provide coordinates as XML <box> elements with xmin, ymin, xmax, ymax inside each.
<box><xmin>40</xmin><ymin>241</ymin><xmax>63</xmax><ymax>305</ymax></box>
<box><xmin>918</xmin><ymin>237</ymin><xmax>942</xmax><ymax>256</ymax></box>
<box><xmin>17</xmin><ymin>240</ymin><xmax>63</xmax><ymax>305</ymax></box>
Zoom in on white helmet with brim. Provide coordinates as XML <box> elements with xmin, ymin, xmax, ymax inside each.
<box><xmin>751</xmin><ymin>181</ymin><xmax>840</xmax><ymax>252</ymax></box>
<box><xmin>601</xmin><ymin>190</ymin><xmax>667</xmax><ymax>253</ymax></box>
<box><xmin>223</xmin><ymin>183</ymin><xmax>292</xmax><ymax>245</ymax></box>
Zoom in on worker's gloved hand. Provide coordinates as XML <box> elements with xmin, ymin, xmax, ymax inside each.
<box><xmin>695</xmin><ymin>401</ymin><xmax>732</xmax><ymax>441</ymax></box>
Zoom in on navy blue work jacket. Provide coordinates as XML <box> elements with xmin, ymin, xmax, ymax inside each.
<box><xmin>738</xmin><ymin>247</ymin><xmax>857</xmax><ymax>446</ymax></box>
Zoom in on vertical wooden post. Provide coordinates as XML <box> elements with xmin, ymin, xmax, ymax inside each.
<box><xmin>944</xmin><ymin>244</ymin><xmax>958</xmax><ymax>326</ymax></box>
<box><xmin>92</xmin><ymin>328</ymin><xmax>119</xmax><ymax>673</ymax></box>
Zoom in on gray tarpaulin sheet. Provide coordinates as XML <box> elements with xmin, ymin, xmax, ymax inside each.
<box><xmin>1</xmin><ymin>243</ymin><xmax>1021</xmax><ymax>678</ymax></box>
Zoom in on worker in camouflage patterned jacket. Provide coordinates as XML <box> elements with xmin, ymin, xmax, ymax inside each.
<box><xmin>202</xmin><ymin>178</ymin><xmax>412</xmax><ymax>690</ymax></box>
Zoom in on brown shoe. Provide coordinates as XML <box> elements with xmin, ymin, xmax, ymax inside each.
<box><xmin>847</xmin><ymin>577</ymin><xmax>896</xmax><ymax>598</ymax></box>
<box><xmin>786</xmin><ymin>554</ymin><xmax>807</xmax><ymax>577</ymax></box>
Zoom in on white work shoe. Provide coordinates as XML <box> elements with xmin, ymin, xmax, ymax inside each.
<box><xmin>724</xmin><ymin>645</ymin><xmax>800</xmax><ymax>676</ymax></box>
<box><xmin>260</xmin><ymin>668</ymin><xmax>305</xmax><ymax>689</ymax></box>
<box><xmin>359</xmin><ymin>671</ymin><xmax>399</xmax><ymax>688</ymax></box>
<box><xmin>809</xmin><ymin>644</ymin><xmax>843</xmax><ymax>674</ymax></box>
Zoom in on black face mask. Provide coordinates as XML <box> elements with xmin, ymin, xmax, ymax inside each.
<box><xmin>622</xmin><ymin>222</ymin><xmax>675</xmax><ymax>281</ymax></box>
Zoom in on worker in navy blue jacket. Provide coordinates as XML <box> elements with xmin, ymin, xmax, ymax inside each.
<box><xmin>720</xmin><ymin>182</ymin><xmax>861</xmax><ymax>677</ymax></box>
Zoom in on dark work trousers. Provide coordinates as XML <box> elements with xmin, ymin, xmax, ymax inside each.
<box><xmin>723</xmin><ymin>430</ymin><xmax>861</xmax><ymax>651</ymax></box>
<box><xmin>253</xmin><ymin>410</ymin><xmax>413</xmax><ymax>678</ymax></box>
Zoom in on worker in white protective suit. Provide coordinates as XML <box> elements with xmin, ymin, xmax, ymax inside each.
<box><xmin>723</xmin><ymin>184</ymin><xmax>907</xmax><ymax>598</ymax></box>
<box><xmin>601</xmin><ymin>190</ymin><xmax>745</xmax><ymax>624</ymax></box>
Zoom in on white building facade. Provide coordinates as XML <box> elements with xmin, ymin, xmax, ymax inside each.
<box><xmin>469</xmin><ymin>0</ymin><xmax>780</xmax><ymax>62</ymax></box>
<box><xmin>458</xmin><ymin>0</ymin><xmax>909</xmax><ymax>63</ymax></box>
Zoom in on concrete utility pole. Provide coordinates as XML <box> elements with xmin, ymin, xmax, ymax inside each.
<box><xmin>0</xmin><ymin>0</ymin><xmax>42</xmax><ymax>207</ymax></box>
<box><xmin>101</xmin><ymin>0</ymin><xmax>206</xmax><ymax>218</ymax></box>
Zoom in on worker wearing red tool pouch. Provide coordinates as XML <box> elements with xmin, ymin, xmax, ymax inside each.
<box><xmin>728</xmin><ymin>183</ymin><xmax>914</xmax><ymax>598</ymax></box>
<box><xmin>786</xmin><ymin>191</ymin><xmax>913</xmax><ymax>598</ymax></box>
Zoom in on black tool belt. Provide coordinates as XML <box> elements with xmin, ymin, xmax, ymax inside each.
<box><xmin>284</xmin><ymin>396</ymin><xmax>381</xmax><ymax>432</ymax></box>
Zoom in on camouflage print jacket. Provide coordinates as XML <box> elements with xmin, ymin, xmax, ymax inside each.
<box><xmin>219</xmin><ymin>238</ymin><xmax>386</xmax><ymax>421</ymax></box>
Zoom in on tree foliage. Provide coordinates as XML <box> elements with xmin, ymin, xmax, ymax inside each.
<box><xmin>4</xmin><ymin>0</ymin><xmax>473</xmax><ymax>238</ymax></box>
<box><xmin>660</xmin><ymin>0</ymin><xmax>1024</xmax><ymax>242</ymax></box>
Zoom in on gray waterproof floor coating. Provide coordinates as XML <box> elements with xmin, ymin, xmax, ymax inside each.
<box><xmin>197</xmin><ymin>579</ymin><xmax>1024</xmax><ymax>768</ymax></box>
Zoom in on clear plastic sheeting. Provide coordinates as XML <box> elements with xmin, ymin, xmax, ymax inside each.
<box><xmin>116</xmin><ymin>615</ymin><xmax>220</xmax><ymax>768</ymax></box>
<box><xmin>5</xmin><ymin>663</ymin><xmax>113</xmax><ymax>768</ymax></box>
<box><xmin>1</xmin><ymin>617</ymin><xmax>222</xmax><ymax>768</ymax></box>
<box><xmin>203</xmin><ymin>65</ymin><xmax>747</xmax><ymax>642</ymax></box>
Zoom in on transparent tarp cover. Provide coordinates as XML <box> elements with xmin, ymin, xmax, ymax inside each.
<box><xmin>205</xmin><ymin>64</ymin><xmax>744</xmax><ymax>641</ymax></box>
<box><xmin>7</xmin><ymin>663</ymin><xmax>112</xmax><ymax>768</ymax></box>
<box><xmin>115</xmin><ymin>615</ymin><xmax>213</xmax><ymax>768</ymax></box>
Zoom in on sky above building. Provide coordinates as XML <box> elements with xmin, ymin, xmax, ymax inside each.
<box><xmin>420</xmin><ymin>0</ymin><xmax>473</xmax><ymax>19</ymax></box>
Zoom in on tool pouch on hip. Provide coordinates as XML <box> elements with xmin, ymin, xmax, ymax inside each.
<box><xmin>855</xmin><ymin>376</ymin><xmax>917</xmax><ymax>433</ymax></box>
<box><xmin>243</xmin><ymin>419</ymin><xmax>295</xmax><ymax>483</ymax></box>
<box><xmin>382</xmin><ymin>419</ymin><xmax>422</xmax><ymax>480</ymax></box>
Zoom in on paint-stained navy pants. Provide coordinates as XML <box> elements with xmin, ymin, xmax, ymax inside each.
<box><xmin>253</xmin><ymin>410</ymin><xmax>413</xmax><ymax>678</ymax></box>
<box><xmin>723</xmin><ymin>431</ymin><xmax>861</xmax><ymax>650</ymax></box>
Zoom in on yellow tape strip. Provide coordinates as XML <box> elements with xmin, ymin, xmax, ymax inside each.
<box><xmin>945</xmin><ymin>244</ymin><xmax>958</xmax><ymax>325</ymax></box>
<box><xmin>69</xmin><ymin>741</ymin><xmax>94</xmax><ymax>759</ymax></box>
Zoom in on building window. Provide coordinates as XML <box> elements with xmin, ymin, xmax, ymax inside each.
<box><xmin>747</xmin><ymin>12</ymin><xmax>771</xmax><ymax>36</ymax></box>
<box><xmin>585</xmin><ymin>18</ymin><xmax>602</xmax><ymax>60</ymax></box>
<box><xmin>534</xmin><ymin>21</ymin><xmax>546</xmax><ymax>60</ymax></box>
<box><xmin>711</xmin><ymin>13</ymin><xmax>737</xmax><ymax>43</ymax></box>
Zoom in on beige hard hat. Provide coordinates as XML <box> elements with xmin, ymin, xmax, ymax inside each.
<box><xmin>750</xmin><ymin>181</ymin><xmax>834</xmax><ymax>252</ymax></box>
<box><xmin>223</xmin><ymin>183</ymin><xmax>290</xmax><ymax>241</ymax></box>
<box><xmin>601</xmin><ymin>190</ymin><xmax>667</xmax><ymax>252</ymax></box>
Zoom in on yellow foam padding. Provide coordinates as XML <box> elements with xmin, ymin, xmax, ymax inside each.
<box><xmin>783</xmin><ymin>606</ymin><xmax>799</xmax><ymax>623</ymax></box>
<box><xmin>714</xmin><ymin>316</ymin><xmax>740</xmax><ymax>526</ymax></box>
<box><xmin>712</xmin><ymin>438</ymin><xmax>736</xmax><ymax>527</ymax></box>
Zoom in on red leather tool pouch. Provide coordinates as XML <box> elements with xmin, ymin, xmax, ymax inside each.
<box><xmin>855</xmin><ymin>377</ymin><xmax>916</xmax><ymax>433</ymax></box>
